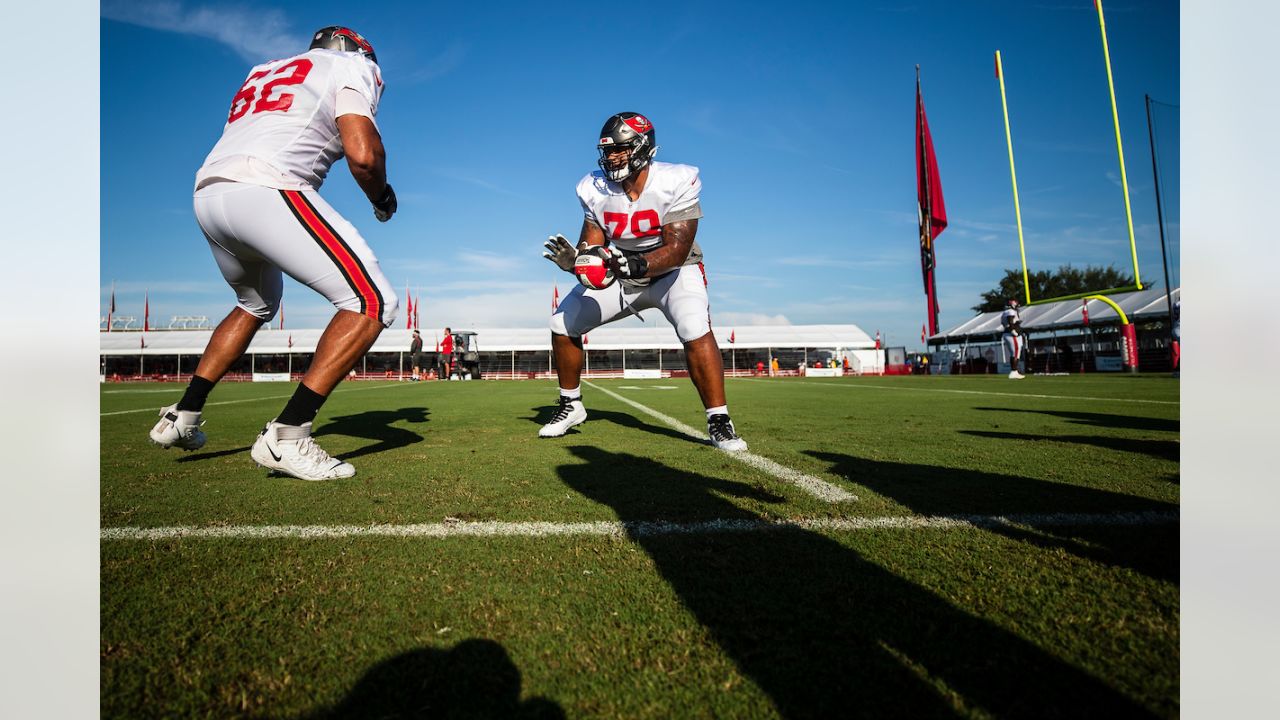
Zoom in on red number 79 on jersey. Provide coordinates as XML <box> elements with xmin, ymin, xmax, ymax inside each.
<box><xmin>227</xmin><ymin>58</ymin><xmax>314</xmax><ymax>124</ymax></box>
<box><xmin>602</xmin><ymin>210</ymin><xmax>662</xmax><ymax>239</ymax></box>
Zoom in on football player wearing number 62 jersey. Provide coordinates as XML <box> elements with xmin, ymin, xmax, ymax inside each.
<box><xmin>540</xmin><ymin>112</ymin><xmax>747</xmax><ymax>451</ymax></box>
<box><xmin>148</xmin><ymin>26</ymin><xmax>402</xmax><ymax>481</ymax></box>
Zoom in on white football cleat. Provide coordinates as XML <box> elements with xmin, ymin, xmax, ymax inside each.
<box><xmin>539</xmin><ymin>397</ymin><xmax>587</xmax><ymax>437</ymax></box>
<box><xmin>1008</xmin><ymin>370</ymin><xmax>1025</xmax><ymax>379</ymax></box>
<box><xmin>251</xmin><ymin>421</ymin><xmax>355</xmax><ymax>481</ymax></box>
<box><xmin>707</xmin><ymin>414</ymin><xmax>748</xmax><ymax>452</ymax></box>
<box><xmin>149</xmin><ymin>404</ymin><xmax>206</xmax><ymax>451</ymax></box>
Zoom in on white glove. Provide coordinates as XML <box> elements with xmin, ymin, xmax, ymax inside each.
<box><xmin>606</xmin><ymin>246</ymin><xmax>648</xmax><ymax>279</ymax></box>
<box><xmin>542</xmin><ymin>234</ymin><xmax>578</xmax><ymax>272</ymax></box>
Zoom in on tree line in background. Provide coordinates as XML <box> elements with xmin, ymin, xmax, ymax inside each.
<box><xmin>972</xmin><ymin>265</ymin><xmax>1136</xmax><ymax>313</ymax></box>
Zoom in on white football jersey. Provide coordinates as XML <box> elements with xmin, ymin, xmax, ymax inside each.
<box><xmin>1001</xmin><ymin>307</ymin><xmax>1021</xmax><ymax>334</ymax></box>
<box><xmin>576</xmin><ymin>161</ymin><xmax>705</xmax><ymax>272</ymax></box>
<box><xmin>196</xmin><ymin>49</ymin><xmax>383</xmax><ymax>191</ymax></box>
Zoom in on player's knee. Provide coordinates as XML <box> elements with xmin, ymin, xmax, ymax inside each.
<box><xmin>239</xmin><ymin>299</ymin><xmax>278</xmax><ymax>322</ymax></box>
<box><xmin>549</xmin><ymin>311</ymin><xmax>569</xmax><ymax>336</ymax></box>
<box><xmin>379</xmin><ymin>291</ymin><xmax>400</xmax><ymax>328</ymax></box>
<box><xmin>674</xmin><ymin>315</ymin><xmax>711</xmax><ymax>344</ymax></box>
<box><xmin>333</xmin><ymin>290</ymin><xmax>398</xmax><ymax>328</ymax></box>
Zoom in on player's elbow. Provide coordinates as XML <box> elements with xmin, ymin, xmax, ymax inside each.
<box><xmin>346</xmin><ymin>146</ymin><xmax>384</xmax><ymax>181</ymax></box>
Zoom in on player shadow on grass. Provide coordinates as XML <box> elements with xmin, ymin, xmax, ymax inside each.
<box><xmin>974</xmin><ymin>407</ymin><xmax>1179</xmax><ymax>434</ymax></box>
<box><xmin>311</xmin><ymin>407</ymin><xmax>430</xmax><ymax>461</ymax></box>
<box><xmin>525</xmin><ymin>405</ymin><xmax>693</xmax><ymax>445</ymax></box>
<box><xmin>960</xmin><ymin>430</ymin><xmax>1181</xmax><ymax>465</ymax></box>
<box><xmin>805</xmin><ymin>451</ymin><xmax>1179</xmax><ymax>583</ymax></box>
<box><xmin>176</xmin><ymin>445</ymin><xmax>253</xmax><ymax>463</ymax></box>
<box><xmin>294</xmin><ymin>638</ymin><xmax>564</xmax><ymax>720</ymax></box>
<box><xmin>559</xmin><ymin>446</ymin><xmax>1162</xmax><ymax>719</ymax></box>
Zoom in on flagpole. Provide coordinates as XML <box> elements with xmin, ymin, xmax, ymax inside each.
<box><xmin>917</xmin><ymin>65</ymin><xmax>935</xmax><ymax>333</ymax></box>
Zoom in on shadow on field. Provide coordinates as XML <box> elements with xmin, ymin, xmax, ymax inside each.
<box><xmin>524</xmin><ymin>406</ymin><xmax>693</xmax><ymax>445</ymax></box>
<box><xmin>312</xmin><ymin>406</ymin><xmax>430</xmax><ymax>461</ymax></box>
<box><xmin>559</xmin><ymin>446</ymin><xmax>1159</xmax><ymax>718</ymax></box>
<box><xmin>805</xmin><ymin>451</ymin><xmax>1179</xmax><ymax>583</ymax></box>
<box><xmin>177</xmin><ymin>445</ymin><xmax>252</xmax><ymax>463</ymax></box>
<box><xmin>960</xmin><ymin>430</ymin><xmax>1181</xmax><ymax>464</ymax></box>
<box><xmin>295</xmin><ymin>638</ymin><xmax>564</xmax><ymax>720</ymax></box>
<box><xmin>974</xmin><ymin>407</ymin><xmax>1179</xmax><ymax>434</ymax></box>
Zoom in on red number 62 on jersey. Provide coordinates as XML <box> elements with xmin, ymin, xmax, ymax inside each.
<box><xmin>227</xmin><ymin>59</ymin><xmax>314</xmax><ymax>124</ymax></box>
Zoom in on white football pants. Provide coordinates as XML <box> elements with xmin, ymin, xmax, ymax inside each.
<box><xmin>193</xmin><ymin>181</ymin><xmax>398</xmax><ymax>327</ymax></box>
<box><xmin>551</xmin><ymin>263</ymin><xmax>713</xmax><ymax>343</ymax></box>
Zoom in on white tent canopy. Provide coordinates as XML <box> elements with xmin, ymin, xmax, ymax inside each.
<box><xmin>928</xmin><ymin>286</ymin><xmax>1179</xmax><ymax>343</ymax></box>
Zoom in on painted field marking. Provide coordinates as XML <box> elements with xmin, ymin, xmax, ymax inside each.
<box><xmin>101</xmin><ymin>509</ymin><xmax>1178</xmax><ymax>541</ymax></box>
<box><xmin>103</xmin><ymin>389</ymin><xmax>187</xmax><ymax>395</ymax></box>
<box><xmin>616</xmin><ymin>385</ymin><xmax>679</xmax><ymax>390</ymax></box>
<box><xmin>584</xmin><ymin>381</ymin><xmax>856</xmax><ymax>503</ymax></box>
<box><xmin>100</xmin><ymin>382</ymin><xmax>406</xmax><ymax>417</ymax></box>
<box><xmin>740</xmin><ymin>379</ymin><xmax>1179</xmax><ymax>406</ymax></box>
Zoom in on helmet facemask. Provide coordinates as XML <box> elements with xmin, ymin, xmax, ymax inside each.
<box><xmin>597</xmin><ymin>137</ymin><xmax>654</xmax><ymax>182</ymax></box>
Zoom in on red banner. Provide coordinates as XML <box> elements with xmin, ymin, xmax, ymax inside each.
<box><xmin>1120</xmin><ymin>323</ymin><xmax>1139</xmax><ymax>371</ymax></box>
<box><xmin>917</xmin><ymin>68</ymin><xmax>948</xmax><ymax>336</ymax></box>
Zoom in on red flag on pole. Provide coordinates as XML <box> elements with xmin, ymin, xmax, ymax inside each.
<box><xmin>729</xmin><ymin>329</ymin><xmax>736</xmax><ymax>344</ymax></box>
<box><xmin>552</xmin><ymin>285</ymin><xmax>560</xmax><ymax>311</ymax></box>
<box><xmin>1082</xmin><ymin>300</ymin><xmax>1090</xmax><ymax>326</ymax></box>
<box><xmin>922</xmin><ymin>324</ymin><xmax>927</xmax><ymax>344</ymax></box>
<box><xmin>406</xmin><ymin>290</ymin><xmax>413</xmax><ymax>330</ymax></box>
<box><xmin>875</xmin><ymin>330</ymin><xmax>882</xmax><ymax>350</ymax></box>
<box><xmin>107</xmin><ymin>283</ymin><xmax>116</xmax><ymax>332</ymax></box>
<box><xmin>288</xmin><ymin>334</ymin><xmax>293</xmax><ymax>349</ymax></box>
<box><xmin>413</xmin><ymin>296</ymin><xmax>420</xmax><ymax>330</ymax></box>
<box><xmin>279</xmin><ymin>300</ymin><xmax>285</xmax><ymax>330</ymax></box>
<box><xmin>916</xmin><ymin>66</ymin><xmax>948</xmax><ymax>336</ymax></box>
<box><xmin>144</xmin><ymin>291</ymin><xmax>150</xmax><ymax>332</ymax></box>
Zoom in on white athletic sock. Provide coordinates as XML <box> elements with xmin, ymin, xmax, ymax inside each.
<box><xmin>560</xmin><ymin>387</ymin><xmax>582</xmax><ymax>402</ymax></box>
<box><xmin>705</xmin><ymin>405</ymin><xmax>728</xmax><ymax>419</ymax></box>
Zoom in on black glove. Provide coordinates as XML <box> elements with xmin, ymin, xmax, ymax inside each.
<box><xmin>372</xmin><ymin>184</ymin><xmax>397</xmax><ymax>222</ymax></box>
<box><xmin>542</xmin><ymin>234</ymin><xmax>578</xmax><ymax>272</ymax></box>
<box><xmin>606</xmin><ymin>247</ymin><xmax>648</xmax><ymax>279</ymax></box>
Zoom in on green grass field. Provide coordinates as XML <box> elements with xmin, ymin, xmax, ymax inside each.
<box><xmin>101</xmin><ymin>374</ymin><xmax>1179</xmax><ymax>718</ymax></box>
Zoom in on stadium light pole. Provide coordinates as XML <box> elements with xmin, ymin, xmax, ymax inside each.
<box><xmin>1145</xmin><ymin>93</ymin><xmax>1176</xmax><ymax>370</ymax></box>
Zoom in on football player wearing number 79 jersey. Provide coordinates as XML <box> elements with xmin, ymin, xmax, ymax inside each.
<box><xmin>148</xmin><ymin>26</ymin><xmax>401</xmax><ymax>482</ymax></box>
<box><xmin>540</xmin><ymin>112</ymin><xmax>747</xmax><ymax>451</ymax></box>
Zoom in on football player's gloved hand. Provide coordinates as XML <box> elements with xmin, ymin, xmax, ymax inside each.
<box><xmin>606</xmin><ymin>247</ymin><xmax>649</xmax><ymax>279</ymax></box>
<box><xmin>542</xmin><ymin>234</ymin><xmax>578</xmax><ymax>272</ymax></box>
<box><xmin>372</xmin><ymin>184</ymin><xmax>397</xmax><ymax>222</ymax></box>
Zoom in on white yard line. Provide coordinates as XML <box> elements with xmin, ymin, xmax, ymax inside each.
<box><xmin>739</xmin><ymin>378</ymin><xmax>1179</xmax><ymax>406</ymax></box>
<box><xmin>584</xmin><ymin>381</ymin><xmax>856</xmax><ymax>503</ymax></box>
<box><xmin>100</xmin><ymin>382</ymin><xmax>406</xmax><ymax>417</ymax></box>
<box><xmin>100</xmin><ymin>510</ymin><xmax>1178</xmax><ymax>541</ymax></box>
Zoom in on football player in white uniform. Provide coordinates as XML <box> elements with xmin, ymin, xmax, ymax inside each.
<box><xmin>149</xmin><ymin>27</ymin><xmax>401</xmax><ymax>481</ymax></box>
<box><xmin>541</xmin><ymin>112</ymin><xmax>747</xmax><ymax>451</ymax></box>
<box><xmin>1001</xmin><ymin>298</ymin><xmax>1026</xmax><ymax>379</ymax></box>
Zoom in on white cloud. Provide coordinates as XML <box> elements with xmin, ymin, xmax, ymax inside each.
<box><xmin>400</xmin><ymin>42</ymin><xmax>467</xmax><ymax>84</ymax></box>
<box><xmin>101</xmin><ymin>1</ymin><xmax>297</xmax><ymax>62</ymax></box>
<box><xmin>712</xmin><ymin>312</ymin><xmax>792</xmax><ymax>326</ymax></box>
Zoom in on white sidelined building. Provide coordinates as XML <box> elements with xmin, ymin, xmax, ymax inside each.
<box><xmin>100</xmin><ymin>324</ymin><xmax>882</xmax><ymax>381</ymax></box>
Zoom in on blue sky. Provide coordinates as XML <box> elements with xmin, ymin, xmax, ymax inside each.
<box><xmin>100</xmin><ymin>0</ymin><xmax>1178</xmax><ymax>348</ymax></box>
